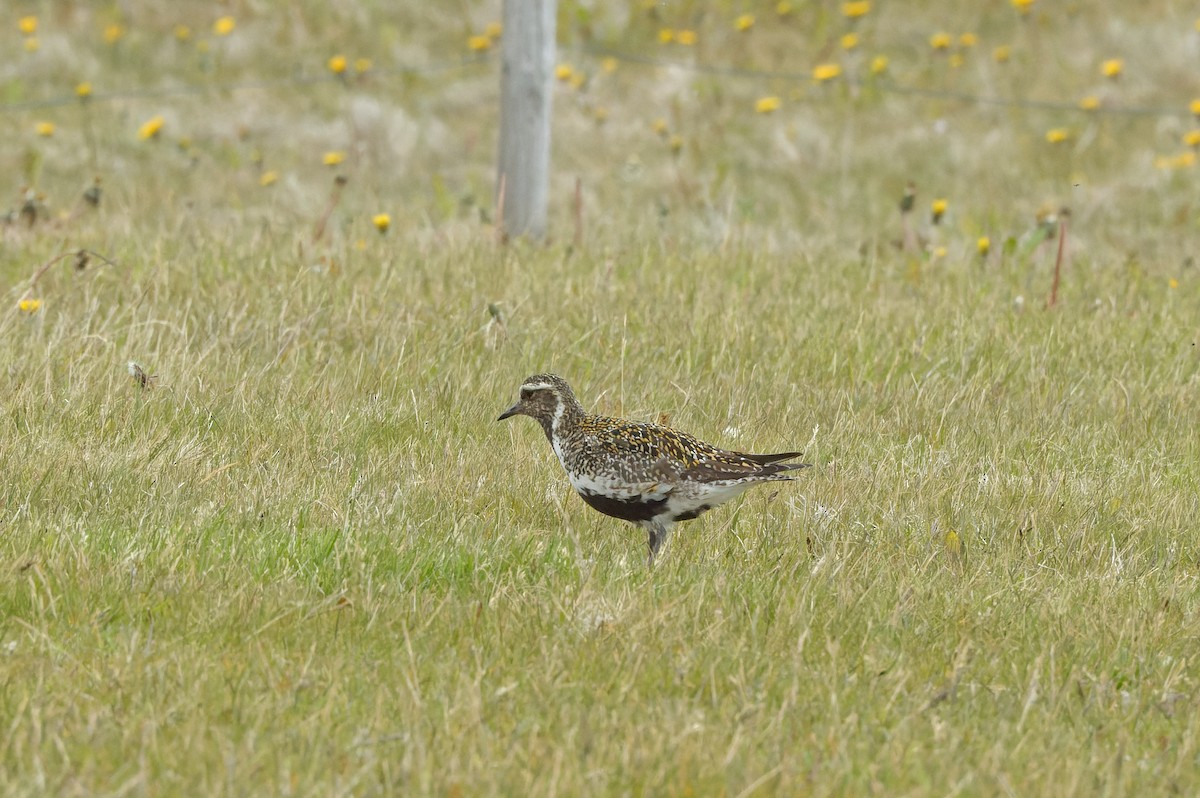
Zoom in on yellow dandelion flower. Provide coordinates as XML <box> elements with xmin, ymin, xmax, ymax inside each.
<box><xmin>944</xmin><ymin>529</ymin><xmax>961</xmax><ymax>554</ymax></box>
<box><xmin>555</xmin><ymin>63</ymin><xmax>574</xmax><ymax>81</ymax></box>
<box><xmin>103</xmin><ymin>23</ymin><xmax>125</xmax><ymax>44</ymax></box>
<box><xmin>677</xmin><ymin>29</ymin><xmax>697</xmax><ymax>46</ymax></box>
<box><xmin>977</xmin><ymin>236</ymin><xmax>991</xmax><ymax>256</ymax></box>
<box><xmin>993</xmin><ymin>45</ymin><xmax>1011</xmax><ymax>63</ymax></box>
<box><xmin>1184</xmin><ymin>130</ymin><xmax>1200</xmax><ymax>148</ymax></box>
<box><xmin>657</xmin><ymin>28</ymin><xmax>674</xmax><ymax>43</ymax></box>
<box><xmin>1046</xmin><ymin>128</ymin><xmax>1069</xmax><ymax>144</ymax></box>
<box><xmin>601</xmin><ymin>57</ymin><xmax>618</xmax><ymax>73</ymax></box>
<box><xmin>322</xmin><ymin>151</ymin><xmax>345</xmax><ymax>166</ymax></box>
<box><xmin>930</xmin><ymin>32</ymin><xmax>951</xmax><ymax>51</ymax></box>
<box><xmin>35</xmin><ymin>121</ymin><xmax>55</xmax><ymax>137</ymax></box>
<box><xmin>1101</xmin><ymin>58</ymin><xmax>1123</xmax><ymax>79</ymax></box>
<box><xmin>1078</xmin><ymin>96</ymin><xmax>1100</xmax><ymax>111</ymax></box>
<box><xmin>485</xmin><ymin>21</ymin><xmax>502</xmax><ymax>39</ymax></box>
<box><xmin>213</xmin><ymin>16</ymin><xmax>235</xmax><ymax>36</ymax></box>
<box><xmin>468</xmin><ymin>35</ymin><xmax>491</xmax><ymax>51</ymax></box>
<box><xmin>755</xmin><ymin>96</ymin><xmax>782</xmax><ymax>114</ymax></box>
<box><xmin>1011</xmin><ymin>0</ymin><xmax>1035</xmax><ymax>13</ymax></box>
<box><xmin>328</xmin><ymin>55</ymin><xmax>347</xmax><ymax>74</ymax></box>
<box><xmin>372</xmin><ymin>213</ymin><xmax>391</xmax><ymax>233</ymax></box>
<box><xmin>812</xmin><ymin>63</ymin><xmax>842</xmax><ymax>82</ymax></box>
<box><xmin>776</xmin><ymin>1</ymin><xmax>793</xmax><ymax>15</ymax></box>
<box><xmin>18</xmin><ymin>298</ymin><xmax>42</xmax><ymax>314</ymax></box>
<box><xmin>651</xmin><ymin>118</ymin><xmax>668</xmax><ymax>136</ymax></box>
<box><xmin>1191</xmin><ymin>99</ymin><xmax>1200</xmax><ymax>117</ymax></box>
<box><xmin>949</xmin><ymin>53</ymin><xmax>964</xmax><ymax>69</ymax></box>
<box><xmin>1169</xmin><ymin>278</ymin><xmax>1179</xmax><ymax>289</ymax></box>
<box><xmin>933</xmin><ymin>246</ymin><xmax>948</xmax><ymax>259</ymax></box>
<box><xmin>870</xmin><ymin>55</ymin><xmax>889</xmax><ymax>74</ymax></box>
<box><xmin>569</xmin><ymin>71</ymin><xmax>586</xmax><ymax>90</ymax></box>
<box><xmin>138</xmin><ymin>115</ymin><xmax>164</xmax><ymax>140</ymax></box>
<box><xmin>354</xmin><ymin>58</ymin><xmax>371</xmax><ymax>73</ymax></box>
<box><xmin>24</xmin><ymin>37</ymin><xmax>39</xmax><ymax>52</ymax></box>
<box><xmin>668</xmin><ymin>134</ymin><xmax>683</xmax><ymax>153</ymax></box>
<box><xmin>76</xmin><ymin>82</ymin><xmax>92</xmax><ymax>98</ymax></box>
<box><xmin>959</xmin><ymin>32</ymin><xmax>978</xmax><ymax>47</ymax></box>
<box><xmin>19</xmin><ymin>16</ymin><xmax>38</xmax><ymax>35</ymax></box>
<box><xmin>931</xmin><ymin>198</ymin><xmax>948</xmax><ymax>223</ymax></box>
<box><xmin>1155</xmin><ymin>152</ymin><xmax>1195</xmax><ymax>169</ymax></box>
<box><xmin>174</xmin><ymin>24</ymin><xmax>191</xmax><ymax>41</ymax></box>
<box><xmin>259</xmin><ymin>170</ymin><xmax>279</xmax><ymax>187</ymax></box>
<box><xmin>735</xmin><ymin>14</ymin><xmax>755</xmax><ymax>31</ymax></box>
<box><xmin>842</xmin><ymin>1</ymin><xmax>870</xmax><ymax>19</ymax></box>
<box><xmin>841</xmin><ymin>33</ymin><xmax>859</xmax><ymax>50</ymax></box>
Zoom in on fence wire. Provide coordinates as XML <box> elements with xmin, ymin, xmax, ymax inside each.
<box><xmin>1</xmin><ymin>47</ymin><xmax>1193</xmax><ymax>120</ymax></box>
<box><xmin>0</xmin><ymin>54</ymin><xmax>492</xmax><ymax>113</ymax></box>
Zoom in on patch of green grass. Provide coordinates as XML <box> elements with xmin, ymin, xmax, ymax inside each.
<box><xmin>3</xmin><ymin>233</ymin><xmax>1198</xmax><ymax>794</ymax></box>
<box><xmin>3</xmin><ymin>1</ymin><xmax>1200</xmax><ymax>794</ymax></box>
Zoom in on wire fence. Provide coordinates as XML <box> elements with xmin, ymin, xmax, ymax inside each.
<box><xmin>579</xmin><ymin>47</ymin><xmax>1194</xmax><ymax>119</ymax></box>
<box><xmin>0</xmin><ymin>54</ymin><xmax>492</xmax><ymax>113</ymax></box>
<box><xmin>1</xmin><ymin>47</ymin><xmax>1194</xmax><ymax>120</ymax></box>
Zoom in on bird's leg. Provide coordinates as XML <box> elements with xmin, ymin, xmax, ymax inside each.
<box><xmin>646</xmin><ymin>520</ymin><xmax>673</xmax><ymax>566</ymax></box>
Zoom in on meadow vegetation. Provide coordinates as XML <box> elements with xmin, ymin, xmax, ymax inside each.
<box><xmin>2</xmin><ymin>1</ymin><xmax>1199</xmax><ymax>794</ymax></box>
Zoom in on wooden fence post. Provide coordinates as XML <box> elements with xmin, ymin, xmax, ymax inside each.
<box><xmin>497</xmin><ymin>0</ymin><xmax>556</xmax><ymax>240</ymax></box>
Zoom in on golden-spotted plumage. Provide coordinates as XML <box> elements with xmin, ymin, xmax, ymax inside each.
<box><xmin>583</xmin><ymin>417</ymin><xmax>712</xmax><ymax>467</ymax></box>
<box><xmin>499</xmin><ymin>373</ymin><xmax>811</xmax><ymax>564</ymax></box>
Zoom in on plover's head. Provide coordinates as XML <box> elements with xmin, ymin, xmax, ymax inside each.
<box><xmin>498</xmin><ymin>374</ymin><xmax>580</xmax><ymax>432</ymax></box>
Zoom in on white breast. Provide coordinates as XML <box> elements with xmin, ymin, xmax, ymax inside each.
<box><xmin>567</xmin><ymin>470</ymin><xmax>673</xmax><ymax>502</ymax></box>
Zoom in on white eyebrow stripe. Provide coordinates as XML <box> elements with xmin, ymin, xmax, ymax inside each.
<box><xmin>522</xmin><ymin>382</ymin><xmax>555</xmax><ymax>392</ymax></box>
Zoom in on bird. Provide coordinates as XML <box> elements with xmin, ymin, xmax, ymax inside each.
<box><xmin>498</xmin><ymin>374</ymin><xmax>810</xmax><ymax>564</ymax></box>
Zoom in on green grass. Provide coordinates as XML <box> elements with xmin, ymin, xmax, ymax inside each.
<box><xmin>3</xmin><ymin>2</ymin><xmax>1200</xmax><ymax>795</ymax></box>
<box><xmin>4</xmin><ymin>237</ymin><xmax>1197</xmax><ymax>795</ymax></box>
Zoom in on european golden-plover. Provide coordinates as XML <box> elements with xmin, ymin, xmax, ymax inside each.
<box><xmin>499</xmin><ymin>374</ymin><xmax>810</xmax><ymax>564</ymax></box>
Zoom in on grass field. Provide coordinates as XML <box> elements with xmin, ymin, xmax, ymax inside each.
<box><xmin>3</xmin><ymin>2</ymin><xmax>1200</xmax><ymax>795</ymax></box>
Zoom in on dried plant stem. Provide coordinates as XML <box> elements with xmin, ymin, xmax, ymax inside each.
<box><xmin>25</xmin><ymin>248</ymin><xmax>119</xmax><ymax>297</ymax></box>
<box><xmin>313</xmin><ymin>175</ymin><xmax>348</xmax><ymax>244</ymax></box>
<box><xmin>1047</xmin><ymin>214</ymin><xmax>1067</xmax><ymax>309</ymax></box>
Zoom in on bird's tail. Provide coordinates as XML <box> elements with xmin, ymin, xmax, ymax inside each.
<box><xmin>744</xmin><ymin>450</ymin><xmax>807</xmax><ymax>465</ymax></box>
<box><xmin>753</xmin><ymin>459</ymin><xmax>812</xmax><ymax>478</ymax></box>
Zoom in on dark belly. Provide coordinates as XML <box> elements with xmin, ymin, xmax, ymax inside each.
<box><xmin>671</xmin><ymin>504</ymin><xmax>712</xmax><ymax>522</ymax></box>
<box><xmin>577</xmin><ymin>490</ymin><xmax>667</xmax><ymax>522</ymax></box>
<box><xmin>576</xmin><ymin>490</ymin><xmax>714</xmax><ymax>524</ymax></box>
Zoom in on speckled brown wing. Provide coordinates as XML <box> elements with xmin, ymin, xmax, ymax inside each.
<box><xmin>583</xmin><ymin>418</ymin><xmax>809</xmax><ymax>484</ymax></box>
<box><xmin>584</xmin><ymin>418</ymin><xmax>726</xmax><ymax>471</ymax></box>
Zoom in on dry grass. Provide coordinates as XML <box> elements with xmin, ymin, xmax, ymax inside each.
<box><xmin>2</xmin><ymin>1</ymin><xmax>1199</xmax><ymax>795</ymax></box>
